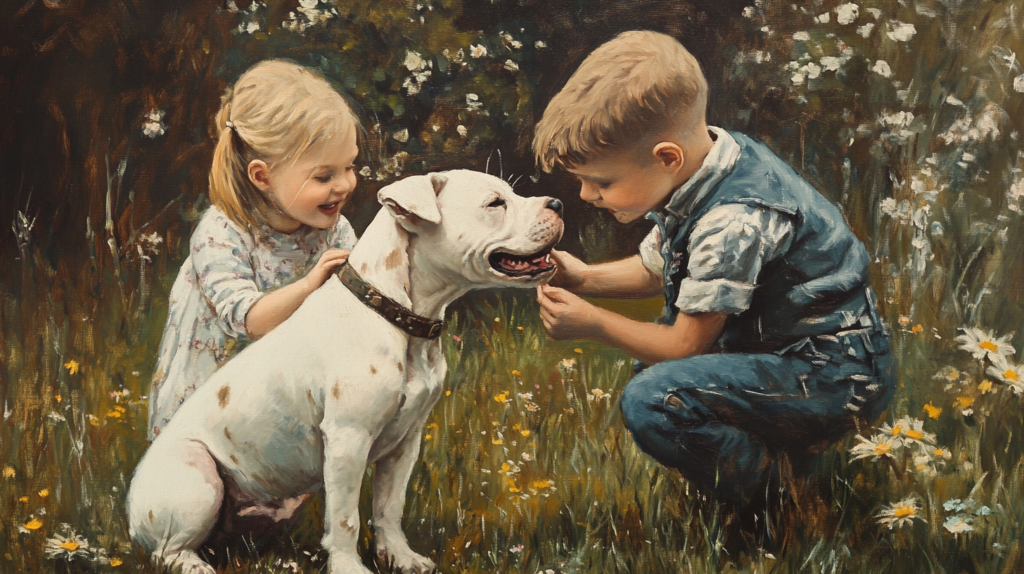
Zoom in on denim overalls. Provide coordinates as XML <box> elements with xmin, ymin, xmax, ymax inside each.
<box><xmin>619</xmin><ymin>132</ymin><xmax>893</xmax><ymax>502</ymax></box>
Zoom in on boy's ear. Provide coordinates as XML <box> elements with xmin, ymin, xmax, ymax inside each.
<box><xmin>652</xmin><ymin>142</ymin><xmax>684</xmax><ymax>170</ymax></box>
<box><xmin>378</xmin><ymin>173</ymin><xmax>448</xmax><ymax>230</ymax></box>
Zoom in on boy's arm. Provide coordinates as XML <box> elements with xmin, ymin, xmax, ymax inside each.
<box><xmin>550</xmin><ymin>250</ymin><xmax>663</xmax><ymax>299</ymax></box>
<box><xmin>537</xmin><ymin>285</ymin><xmax>726</xmax><ymax>365</ymax></box>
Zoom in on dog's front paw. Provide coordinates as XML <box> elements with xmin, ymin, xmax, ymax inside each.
<box><xmin>329</xmin><ymin>554</ymin><xmax>375</xmax><ymax>574</ymax></box>
<box><xmin>375</xmin><ymin>531</ymin><xmax>436</xmax><ymax>574</ymax></box>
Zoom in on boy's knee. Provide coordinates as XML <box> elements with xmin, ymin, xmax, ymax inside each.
<box><xmin>620</xmin><ymin>366</ymin><xmax>701</xmax><ymax>437</ymax></box>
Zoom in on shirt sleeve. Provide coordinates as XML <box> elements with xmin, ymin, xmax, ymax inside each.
<box><xmin>675</xmin><ymin>204</ymin><xmax>794</xmax><ymax>314</ymax></box>
<box><xmin>190</xmin><ymin>210</ymin><xmax>264</xmax><ymax>339</ymax></box>
<box><xmin>638</xmin><ymin>226</ymin><xmax>666</xmax><ymax>278</ymax></box>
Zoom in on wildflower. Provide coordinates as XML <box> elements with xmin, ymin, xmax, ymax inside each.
<box><xmin>1014</xmin><ymin>74</ymin><xmax>1024</xmax><ymax>93</ymax></box>
<box><xmin>876</xmin><ymin>497</ymin><xmax>924</xmax><ymax>529</ymax></box>
<box><xmin>393</xmin><ymin>129</ymin><xmax>409</xmax><ymax>143</ymax></box>
<box><xmin>923</xmin><ymin>402</ymin><xmax>942</xmax><ymax>419</ymax></box>
<box><xmin>857</xmin><ymin>23</ymin><xmax>875</xmax><ymax>37</ymax></box>
<box><xmin>849</xmin><ymin>433</ymin><xmax>901</xmax><ymax>461</ymax></box>
<box><xmin>466</xmin><ymin>93</ymin><xmax>482</xmax><ymax>111</ymax></box>
<box><xmin>142</xmin><ymin>109</ymin><xmax>167</xmax><ymax>138</ymax></box>
<box><xmin>557</xmin><ymin>358</ymin><xmax>576</xmax><ymax>377</ymax></box>
<box><xmin>872</xmin><ymin>60</ymin><xmax>893</xmax><ymax>78</ymax></box>
<box><xmin>38</xmin><ymin>489</ymin><xmax>49</xmax><ymax>498</ymax></box>
<box><xmin>835</xmin><ymin>3</ymin><xmax>858</xmax><ymax>25</ymax></box>
<box><xmin>403</xmin><ymin>51</ymin><xmax>426</xmax><ymax>72</ymax></box>
<box><xmin>978</xmin><ymin>379</ymin><xmax>994</xmax><ymax>394</ymax></box>
<box><xmin>953</xmin><ymin>396</ymin><xmax>975</xmax><ymax>410</ymax></box>
<box><xmin>911</xmin><ymin>324</ymin><xmax>924</xmax><ymax>334</ymax></box>
<box><xmin>892</xmin><ymin>417</ymin><xmax>936</xmax><ymax>445</ymax></box>
<box><xmin>452</xmin><ymin>335</ymin><xmax>462</xmax><ymax>342</ymax></box>
<box><xmin>19</xmin><ymin>496</ymin><xmax>28</xmax><ymax>502</ymax></box>
<box><xmin>956</xmin><ymin>327</ymin><xmax>1015</xmax><ymax>361</ymax></box>
<box><xmin>64</xmin><ymin>360</ymin><xmax>80</xmax><ymax>375</ymax></box>
<box><xmin>588</xmin><ymin>389</ymin><xmax>611</xmax><ymax>402</ymax></box>
<box><xmin>934</xmin><ymin>447</ymin><xmax>952</xmax><ymax>460</ymax></box>
<box><xmin>793</xmin><ymin>31</ymin><xmax>811</xmax><ymax>41</ymax></box>
<box><xmin>2</xmin><ymin>466</ymin><xmax>14</xmax><ymax>479</ymax></box>
<box><xmin>820</xmin><ymin>56</ymin><xmax>842</xmax><ymax>71</ymax></box>
<box><xmin>469</xmin><ymin>44</ymin><xmax>487</xmax><ymax>58</ymax></box>
<box><xmin>494</xmin><ymin>392</ymin><xmax>509</xmax><ymax>403</ymax></box>
<box><xmin>943</xmin><ymin>515</ymin><xmax>973</xmax><ymax>534</ymax></box>
<box><xmin>503</xmin><ymin>60</ymin><xmax>519</xmax><ymax>72</ymax></box>
<box><xmin>986</xmin><ymin>355</ymin><xmax>1024</xmax><ymax>394</ymax></box>
<box><xmin>109</xmin><ymin>557</ymin><xmax>123</xmax><ymax>567</ymax></box>
<box><xmin>887</xmin><ymin>21</ymin><xmax>916</xmax><ymax>42</ymax></box>
<box><xmin>457</xmin><ymin>125</ymin><xmax>468</xmax><ymax>137</ymax></box>
<box><xmin>535</xmin><ymin>40</ymin><xmax>547</xmax><ymax>49</ymax></box>
<box><xmin>522</xmin><ymin>452</ymin><xmax>533</xmax><ymax>461</ymax></box>
<box><xmin>520</xmin><ymin>429</ymin><xmax>530</xmax><ymax>437</ymax></box>
<box><xmin>44</xmin><ymin>527</ymin><xmax>92</xmax><ymax>561</ymax></box>
<box><xmin>512</xmin><ymin>370</ymin><xmax>521</xmax><ymax>376</ymax></box>
<box><xmin>21</xmin><ymin>518</ymin><xmax>43</xmax><ymax>532</ymax></box>
<box><xmin>532</xmin><ymin>479</ymin><xmax>554</xmax><ymax>489</ymax></box>
<box><xmin>510</xmin><ymin>544</ymin><xmax>524</xmax><ymax>554</ymax></box>
<box><xmin>814</xmin><ymin>13</ymin><xmax>830</xmax><ymax>24</ymax></box>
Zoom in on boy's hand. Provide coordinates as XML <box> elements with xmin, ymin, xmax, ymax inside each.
<box><xmin>536</xmin><ymin>284</ymin><xmax>602</xmax><ymax>341</ymax></box>
<box><xmin>305</xmin><ymin>249</ymin><xmax>351</xmax><ymax>291</ymax></box>
<box><xmin>547</xmin><ymin>249</ymin><xmax>588</xmax><ymax>291</ymax></box>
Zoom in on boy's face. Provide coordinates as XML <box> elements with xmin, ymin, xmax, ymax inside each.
<box><xmin>567</xmin><ymin>147</ymin><xmax>682</xmax><ymax>223</ymax></box>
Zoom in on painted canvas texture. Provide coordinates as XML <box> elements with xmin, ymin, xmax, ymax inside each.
<box><xmin>1</xmin><ymin>1</ymin><xmax>1023</xmax><ymax>573</ymax></box>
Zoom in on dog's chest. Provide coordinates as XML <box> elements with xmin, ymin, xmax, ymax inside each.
<box><xmin>371</xmin><ymin>339</ymin><xmax>445</xmax><ymax>459</ymax></box>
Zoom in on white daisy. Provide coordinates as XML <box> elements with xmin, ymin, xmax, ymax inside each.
<box><xmin>877</xmin><ymin>497</ymin><xmax>924</xmax><ymax>529</ymax></box>
<box><xmin>986</xmin><ymin>355</ymin><xmax>1024</xmax><ymax>394</ymax></box>
<box><xmin>849</xmin><ymin>433</ymin><xmax>901</xmax><ymax>461</ymax></box>
<box><xmin>956</xmin><ymin>327</ymin><xmax>1015</xmax><ymax>361</ymax></box>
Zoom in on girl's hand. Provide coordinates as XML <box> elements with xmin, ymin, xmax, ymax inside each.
<box><xmin>536</xmin><ymin>284</ymin><xmax>602</xmax><ymax>341</ymax></box>
<box><xmin>547</xmin><ymin>249</ymin><xmax>589</xmax><ymax>292</ymax></box>
<box><xmin>305</xmin><ymin>249</ymin><xmax>351</xmax><ymax>291</ymax></box>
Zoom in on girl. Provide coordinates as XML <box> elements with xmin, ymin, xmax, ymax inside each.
<box><xmin>148</xmin><ymin>59</ymin><xmax>361</xmax><ymax>439</ymax></box>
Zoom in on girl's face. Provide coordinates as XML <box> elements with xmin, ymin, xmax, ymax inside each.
<box><xmin>252</xmin><ymin>124</ymin><xmax>359</xmax><ymax>233</ymax></box>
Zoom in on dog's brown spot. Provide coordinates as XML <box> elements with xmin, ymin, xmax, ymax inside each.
<box><xmin>306</xmin><ymin>388</ymin><xmax>316</xmax><ymax>405</ymax></box>
<box><xmin>148</xmin><ymin>510</ymin><xmax>154</xmax><ymax>523</ymax></box>
<box><xmin>384</xmin><ymin>249</ymin><xmax>403</xmax><ymax>270</ymax></box>
<box><xmin>217</xmin><ymin>385</ymin><xmax>230</xmax><ymax>408</ymax></box>
<box><xmin>332</xmin><ymin>381</ymin><xmax>341</xmax><ymax>400</ymax></box>
<box><xmin>230</xmin><ymin>454</ymin><xmax>239</xmax><ymax>464</ymax></box>
<box><xmin>224</xmin><ymin>427</ymin><xmax>232</xmax><ymax>441</ymax></box>
<box><xmin>360</xmin><ymin>262</ymin><xmax>369</xmax><ymax>274</ymax></box>
<box><xmin>397</xmin><ymin>361</ymin><xmax>403</xmax><ymax>372</ymax></box>
<box><xmin>339</xmin><ymin>518</ymin><xmax>358</xmax><ymax>534</ymax></box>
<box><xmin>370</xmin><ymin>365</ymin><xmax>377</xmax><ymax>375</ymax></box>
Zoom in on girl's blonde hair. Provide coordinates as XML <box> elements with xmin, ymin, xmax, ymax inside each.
<box><xmin>210</xmin><ymin>59</ymin><xmax>358</xmax><ymax>229</ymax></box>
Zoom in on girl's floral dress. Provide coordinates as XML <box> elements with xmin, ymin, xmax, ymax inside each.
<box><xmin>147</xmin><ymin>205</ymin><xmax>357</xmax><ymax>439</ymax></box>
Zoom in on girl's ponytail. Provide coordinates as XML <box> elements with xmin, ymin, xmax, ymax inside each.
<box><xmin>208</xmin><ymin>90</ymin><xmax>275</xmax><ymax>230</ymax></box>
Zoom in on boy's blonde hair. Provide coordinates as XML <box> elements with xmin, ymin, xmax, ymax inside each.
<box><xmin>210</xmin><ymin>59</ymin><xmax>358</xmax><ymax>229</ymax></box>
<box><xmin>533</xmin><ymin>30</ymin><xmax>708</xmax><ymax>172</ymax></box>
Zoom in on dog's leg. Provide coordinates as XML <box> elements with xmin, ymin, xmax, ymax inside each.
<box><xmin>127</xmin><ymin>439</ymin><xmax>222</xmax><ymax>574</ymax></box>
<box><xmin>321</xmin><ymin>421</ymin><xmax>376</xmax><ymax>574</ymax></box>
<box><xmin>372</xmin><ymin>428</ymin><xmax>436</xmax><ymax>574</ymax></box>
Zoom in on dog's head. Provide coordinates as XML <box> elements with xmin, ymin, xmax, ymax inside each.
<box><xmin>378</xmin><ymin>169</ymin><xmax>563</xmax><ymax>288</ymax></box>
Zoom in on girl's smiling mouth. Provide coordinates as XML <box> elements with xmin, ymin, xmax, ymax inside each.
<box><xmin>317</xmin><ymin>201</ymin><xmax>340</xmax><ymax>215</ymax></box>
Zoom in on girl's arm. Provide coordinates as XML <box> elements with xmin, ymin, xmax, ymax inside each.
<box><xmin>245</xmin><ymin>249</ymin><xmax>349</xmax><ymax>337</ymax></box>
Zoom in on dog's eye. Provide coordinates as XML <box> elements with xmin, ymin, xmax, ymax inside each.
<box><xmin>487</xmin><ymin>198</ymin><xmax>507</xmax><ymax>208</ymax></box>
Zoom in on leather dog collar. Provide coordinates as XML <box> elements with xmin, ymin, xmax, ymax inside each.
<box><xmin>336</xmin><ymin>263</ymin><xmax>443</xmax><ymax>340</ymax></box>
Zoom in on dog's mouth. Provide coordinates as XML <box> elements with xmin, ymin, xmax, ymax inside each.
<box><xmin>488</xmin><ymin>248</ymin><xmax>556</xmax><ymax>278</ymax></box>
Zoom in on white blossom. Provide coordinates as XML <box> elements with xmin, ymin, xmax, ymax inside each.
<box><xmin>835</xmin><ymin>3</ymin><xmax>859</xmax><ymax>25</ymax></box>
<box><xmin>535</xmin><ymin>40</ymin><xmax>547</xmax><ymax>49</ymax></box>
<box><xmin>872</xmin><ymin>60</ymin><xmax>892</xmax><ymax>78</ymax></box>
<box><xmin>857</xmin><ymin>23</ymin><xmax>875</xmax><ymax>37</ymax></box>
<box><xmin>1013</xmin><ymin>74</ymin><xmax>1024</xmax><ymax>93</ymax></box>
<box><xmin>805</xmin><ymin>62</ymin><xmax>822</xmax><ymax>79</ymax></box>
<box><xmin>867</xmin><ymin>7</ymin><xmax>882</xmax><ymax>19</ymax></box>
<box><xmin>793</xmin><ymin>31</ymin><xmax>811</xmax><ymax>41</ymax></box>
<box><xmin>457</xmin><ymin>125</ymin><xmax>468</xmax><ymax>137</ymax></box>
<box><xmin>820</xmin><ymin>56</ymin><xmax>842</xmax><ymax>71</ymax></box>
<box><xmin>470</xmin><ymin>44</ymin><xmax>487</xmax><ymax>58</ymax></box>
<box><xmin>742</xmin><ymin>6</ymin><xmax>756</xmax><ymax>18</ymax></box>
<box><xmin>404</xmin><ymin>51</ymin><xmax>427</xmax><ymax>71</ymax></box>
<box><xmin>503</xmin><ymin>59</ymin><xmax>519</xmax><ymax>72</ymax></box>
<box><xmin>815</xmin><ymin>12</ymin><xmax>830</xmax><ymax>24</ymax></box>
<box><xmin>887</xmin><ymin>21</ymin><xmax>917</xmax><ymax>42</ymax></box>
<box><xmin>392</xmin><ymin>129</ymin><xmax>409</xmax><ymax>143</ymax></box>
<box><xmin>791</xmin><ymin>72</ymin><xmax>805</xmax><ymax>85</ymax></box>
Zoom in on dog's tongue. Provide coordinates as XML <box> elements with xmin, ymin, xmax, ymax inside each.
<box><xmin>499</xmin><ymin>253</ymin><xmax>553</xmax><ymax>273</ymax></box>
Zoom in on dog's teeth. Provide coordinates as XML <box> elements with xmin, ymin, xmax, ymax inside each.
<box><xmin>545</xmin><ymin>254</ymin><xmax>551</xmax><ymax>264</ymax></box>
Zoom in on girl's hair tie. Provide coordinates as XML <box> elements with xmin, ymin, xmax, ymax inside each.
<box><xmin>225</xmin><ymin>120</ymin><xmax>237</xmax><ymax>131</ymax></box>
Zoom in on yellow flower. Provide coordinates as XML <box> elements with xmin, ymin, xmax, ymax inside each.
<box><xmin>978</xmin><ymin>379</ymin><xmax>993</xmax><ymax>393</ymax></box>
<box><xmin>516</xmin><ymin>326</ymin><xmax>524</xmax><ymax>331</ymax></box>
<box><xmin>23</xmin><ymin>518</ymin><xmax>43</xmax><ymax>531</ymax></box>
<box><xmin>501</xmin><ymin>462</ymin><xmax>511</xmax><ymax>473</ymax></box>
<box><xmin>2</xmin><ymin>466</ymin><xmax>14</xmax><ymax>479</ymax></box>
<box><xmin>19</xmin><ymin>496</ymin><xmax>28</xmax><ymax>502</ymax></box>
<box><xmin>38</xmin><ymin>489</ymin><xmax>49</xmax><ymax>498</ymax></box>
<box><xmin>113</xmin><ymin>405</ymin><xmax>126</xmax><ymax>413</ymax></box>
<box><xmin>55</xmin><ymin>394</ymin><xmax>62</xmax><ymax>403</ymax></box>
<box><xmin>508</xmin><ymin>483</ymin><xmax>521</xmax><ymax>493</ymax></box>
<box><xmin>105</xmin><ymin>410</ymin><xmax>122</xmax><ymax>418</ymax></box>
<box><xmin>110</xmin><ymin>557</ymin><xmax>123</xmax><ymax>567</ymax></box>
<box><xmin>60</xmin><ymin>540</ymin><xmax>80</xmax><ymax>552</ymax></box>
<box><xmin>445</xmin><ymin>391</ymin><xmax>451</xmax><ymax>396</ymax></box>
<box><xmin>424</xmin><ymin>435</ymin><xmax>432</xmax><ymax>440</ymax></box>
<box><xmin>520</xmin><ymin>429</ymin><xmax>530</xmax><ymax>437</ymax></box>
<box><xmin>923</xmin><ymin>403</ymin><xmax>942</xmax><ymax>419</ymax></box>
<box><xmin>491</xmin><ymin>438</ymin><xmax>504</xmax><ymax>445</ymax></box>
<box><xmin>574</xmin><ymin>348</ymin><xmax>583</xmax><ymax>354</ymax></box>
<box><xmin>511</xmin><ymin>370</ymin><xmax>521</xmax><ymax>376</ymax></box>
<box><xmin>912</xmin><ymin>324</ymin><xmax>924</xmax><ymax>334</ymax></box>
<box><xmin>532</xmin><ymin>479</ymin><xmax>554</xmax><ymax>489</ymax></box>
<box><xmin>953</xmin><ymin>396</ymin><xmax>975</xmax><ymax>409</ymax></box>
<box><xmin>64</xmin><ymin>360</ymin><xmax>80</xmax><ymax>374</ymax></box>
<box><xmin>494</xmin><ymin>392</ymin><xmax>508</xmax><ymax>403</ymax></box>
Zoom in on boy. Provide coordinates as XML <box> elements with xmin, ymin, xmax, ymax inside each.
<box><xmin>533</xmin><ymin>31</ymin><xmax>893</xmax><ymax>507</ymax></box>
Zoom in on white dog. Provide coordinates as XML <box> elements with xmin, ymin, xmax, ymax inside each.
<box><xmin>127</xmin><ymin>170</ymin><xmax>564</xmax><ymax>574</ymax></box>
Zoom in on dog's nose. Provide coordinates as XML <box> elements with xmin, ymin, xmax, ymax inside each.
<box><xmin>546</xmin><ymin>198</ymin><xmax>564</xmax><ymax>217</ymax></box>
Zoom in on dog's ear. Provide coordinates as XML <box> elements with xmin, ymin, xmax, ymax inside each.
<box><xmin>378</xmin><ymin>174</ymin><xmax>447</xmax><ymax>229</ymax></box>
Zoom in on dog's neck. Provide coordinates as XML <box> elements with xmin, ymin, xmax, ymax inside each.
<box><xmin>346</xmin><ymin>210</ymin><xmax>470</xmax><ymax>322</ymax></box>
